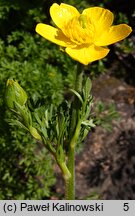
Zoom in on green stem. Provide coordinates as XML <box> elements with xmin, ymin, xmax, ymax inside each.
<box><xmin>66</xmin><ymin>63</ymin><xmax>84</xmax><ymax>200</ymax></box>
<box><xmin>69</xmin><ymin>63</ymin><xmax>83</xmax><ymax>139</ymax></box>
<box><xmin>55</xmin><ymin>156</ymin><xmax>72</xmax><ymax>199</ymax></box>
<box><xmin>58</xmin><ymin>161</ymin><xmax>71</xmax><ymax>182</ymax></box>
<box><xmin>66</xmin><ymin>145</ymin><xmax>75</xmax><ymax>199</ymax></box>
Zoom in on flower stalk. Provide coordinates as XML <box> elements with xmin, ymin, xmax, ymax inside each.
<box><xmin>66</xmin><ymin>63</ymin><xmax>83</xmax><ymax>199</ymax></box>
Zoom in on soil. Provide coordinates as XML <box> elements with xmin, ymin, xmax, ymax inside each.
<box><xmin>53</xmin><ymin>39</ymin><xmax>135</xmax><ymax>200</ymax></box>
<box><xmin>75</xmin><ymin>74</ymin><xmax>135</xmax><ymax>200</ymax></box>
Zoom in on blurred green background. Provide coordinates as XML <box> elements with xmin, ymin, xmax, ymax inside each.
<box><xmin>0</xmin><ymin>0</ymin><xmax>134</xmax><ymax>199</ymax></box>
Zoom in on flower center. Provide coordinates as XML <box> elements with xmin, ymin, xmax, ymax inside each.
<box><xmin>62</xmin><ymin>14</ymin><xmax>95</xmax><ymax>45</ymax></box>
<box><xmin>78</xmin><ymin>14</ymin><xmax>87</xmax><ymax>29</ymax></box>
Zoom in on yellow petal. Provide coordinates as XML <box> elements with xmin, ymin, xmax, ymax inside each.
<box><xmin>66</xmin><ymin>44</ymin><xmax>109</xmax><ymax>65</ymax></box>
<box><xmin>35</xmin><ymin>23</ymin><xmax>73</xmax><ymax>47</ymax></box>
<box><xmin>50</xmin><ymin>3</ymin><xmax>80</xmax><ymax>29</ymax></box>
<box><xmin>95</xmin><ymin>24</ymin><xmax>132</xmax><ymax>46</ymax></box>
<box><xmin>83</xmin><ymin>7</ymin><xmax>114</xmax><ymax>38</ymax></box>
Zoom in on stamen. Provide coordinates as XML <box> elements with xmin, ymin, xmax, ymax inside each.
<box><xmin>63</xmin><ymin>15</ymin><xmax>94</xmax><ymax>45</ymax></box>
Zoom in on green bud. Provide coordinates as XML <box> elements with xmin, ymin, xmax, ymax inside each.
<box><xmin>5</xmin><ymin>79</ymin><xmax>27</xmax><ymax>110</ymax></box>
<box><xmin>29</xmin><ymin>126</ymin><xmax>42</xmax><ymax>140</ymax></box>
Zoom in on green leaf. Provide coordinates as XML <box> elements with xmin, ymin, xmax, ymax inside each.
<box><xmin>83</xmin><ymin>77</ymin><xmax>92</xmax><ymax>101</ymax></box>
<box><xmin>82</xmin><ymin>119</ymin><xmax>96</xmax><ymax>128</ymax></box>
<box><xmin>70</xmin><ymin>88</ymin><xmax>83</xmax><ymax>104</ymax></box>
<box><xmin>10</xmin><ymin>120</ymin><xmax>29</xmax><ymax>131</ymax></box>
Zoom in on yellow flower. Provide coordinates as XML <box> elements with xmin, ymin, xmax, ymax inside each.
<box><xmin>36</xmin><ymin>3</ymin><xmax>132</xmax><ymax>65</ymax></box>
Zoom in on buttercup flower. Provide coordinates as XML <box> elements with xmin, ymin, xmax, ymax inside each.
<box><xmin>36</xmin><ymin>3</ymin><xmax>132</xmax><ymax>65</ymax></box>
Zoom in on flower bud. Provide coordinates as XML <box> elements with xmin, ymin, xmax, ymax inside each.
<box><xmin>5</xmin><ymin>79</ymin><xmax>27</xmax><ymax>110</ymax></box>
<box><xmin>29</xmin><ymin>126</ymin><xmax>42</xmax><ymax>140</ymax></box>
